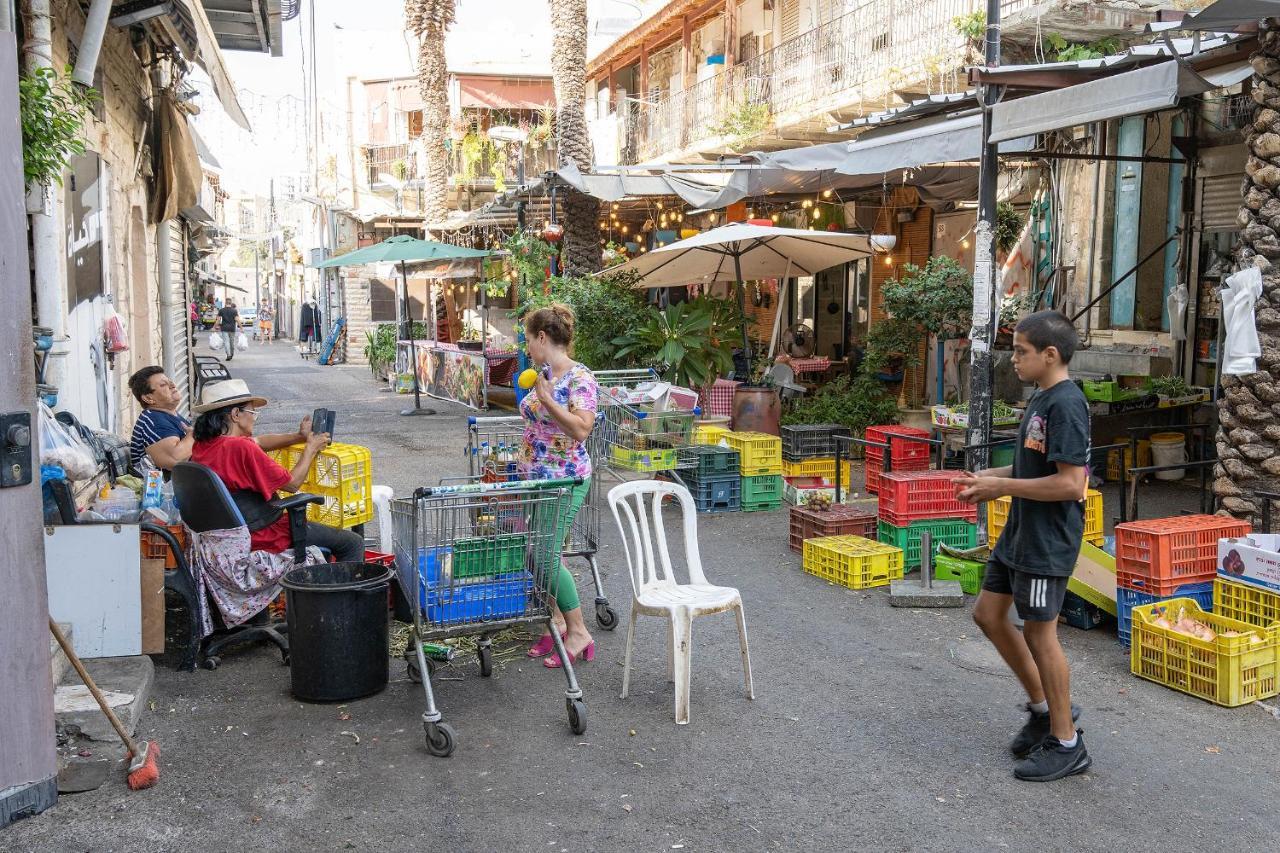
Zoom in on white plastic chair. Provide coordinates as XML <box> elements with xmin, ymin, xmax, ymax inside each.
<box><xmin>607</xmin><ymin>480</ymin><xmax>754</xmax><ymax>724</ymax></box>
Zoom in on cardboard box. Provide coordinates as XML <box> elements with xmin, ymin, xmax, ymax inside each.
<box><xmin>1218</xmin><ymin>534</ymin><xmax>1280</xmax><ymax>593</ymax></box>
<box><xmin>140</xmin><ymin>558</ymin><xmax>166</xmax><ymax>655</ymax></box>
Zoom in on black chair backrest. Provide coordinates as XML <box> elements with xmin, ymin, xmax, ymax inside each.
<box><xmin>172</xmin><ymin>462</ymin><xmax>246</xmax><ymax>533</ymax></box>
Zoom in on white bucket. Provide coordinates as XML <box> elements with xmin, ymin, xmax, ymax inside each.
<box><xmin>1149</xmin><ymin>433</ymin><xmax>1186</xmax><ymax>481</ymax></box>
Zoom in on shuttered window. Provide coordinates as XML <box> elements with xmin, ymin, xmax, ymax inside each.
<box><xmin>1199</xmin><ymin>173</ymin><xmax>1244</xmax><ymax>233</ymax></box>
<box><xmin>780</xmin><ymin>0</ymin><xmax>799</xmax><ymax>42</ymax></box>
<box><xmin>168</xmin><ymin>220</ymin><xmax>193</xmax><ymax>418</ymax></box>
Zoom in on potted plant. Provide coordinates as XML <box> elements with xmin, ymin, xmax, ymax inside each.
<box><xmin>458</xmin><ymin>327</ymin><xmax>484</xmax><ymax>352</ymax></box>
<box><xmin>612</xmin><ymin>296</ymin><xmax>738</xmax><ymax>391</ymax></box>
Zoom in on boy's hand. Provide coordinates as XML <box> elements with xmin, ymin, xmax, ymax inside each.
<box><xmin>954</xmin><ymin>471</ymin><xmax>1007</xmax><ymax>504</ymax></box>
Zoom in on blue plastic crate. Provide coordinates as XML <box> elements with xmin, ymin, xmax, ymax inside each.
<box><xmin>425</xmin><ymin>573</ymin><xmax>531</xmax><ymax>625</ymax></box>
<box><xmin>1060</xmin><ymin>591</ymin><xmax>1108</xmax><ymax>631</ymax></box>
<box><xmin>1117</xmin><ymin>581</ymin><xmax>1214</xmax><ymax>647</ymax></box>
<box><xmin>687</xmin><ymin>474</ymin><xmax>740</xmax><ymax>513</ymax></box>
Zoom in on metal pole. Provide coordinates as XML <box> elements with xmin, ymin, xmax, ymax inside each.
<box><xmin>734</xmin><ymin>252</ymin><xmax>750</xmax><ymax>376</ymax></box>
<box><xmin>967</xmin><ymin>0</ymin><xmax>1002</xmax><ymax>546</ymax></box>
<box><xmin>920</xmin><ymin>531</ymin><xmax>933</xmax><ymax>589</ymax></box>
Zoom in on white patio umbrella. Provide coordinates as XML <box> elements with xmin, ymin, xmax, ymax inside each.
<box><xmin>605</xmin><ymin>222</ymin><xmax>874</xmax><ymax>374</ymax></box>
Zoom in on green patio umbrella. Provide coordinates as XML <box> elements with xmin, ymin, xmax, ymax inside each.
<box><xmin>316</xmin><ymin>235</ymin><xmax>489</xmax><ymax>415</ymax></box>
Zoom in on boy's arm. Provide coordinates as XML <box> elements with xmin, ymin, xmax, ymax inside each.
<box><xmin>974</xmin><ymin>465</ymin><xmax>1012</xmax><ymax>478</ymax></box>
<box><xmin>957</xmin><ymin>465</ymin><xmax>1085</xmax><ymax>504</ymax></box>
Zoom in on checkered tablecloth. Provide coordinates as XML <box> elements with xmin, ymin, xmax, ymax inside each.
<box><xmin>788</xmin><ymin>357</ymin><xmax>831</xmax><ymax>376</ymax></box>
<box><xmin>699</xmin><ymin>378</ymin><xmax>740</xmax><ymax>418</ymax></box>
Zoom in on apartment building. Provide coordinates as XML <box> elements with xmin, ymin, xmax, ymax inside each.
<box><xmin>586</xmin><ymin>0</ymin><xmax>1187</xmax><ymax>166</ymax></box>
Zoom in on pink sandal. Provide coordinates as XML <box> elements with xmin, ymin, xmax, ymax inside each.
<box><xmin>527</xmin><ymin>632</ymin><xmax>568</xmax><ymax>658</ymax></box>
<box><xmin>544</xmin><ymin>641</ymin><xmax>596</xmax><ymax>669</ymax></box>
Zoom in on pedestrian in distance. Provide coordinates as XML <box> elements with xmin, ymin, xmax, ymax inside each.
<box><xmin>956</xmin><ymin>310</ymin><xmax>1092</xmax><ymax>782</ymax></box>
<box><xmin>518</xmin><ymin>304</ymin><xmax>598</xmax><ymax>669</ymax></box>
<box><xmin>216</xmin><ymin>299</ymin><xmax>240</xmax><ymax>360</ymax></box>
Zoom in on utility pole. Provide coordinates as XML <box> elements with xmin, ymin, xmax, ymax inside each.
<box><xmin>967</xmin><ymin>0</ymin><xmax>1001</xmax><ymax>544</ymax></box>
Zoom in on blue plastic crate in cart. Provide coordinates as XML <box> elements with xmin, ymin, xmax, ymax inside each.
<box><xmin>1117</xmin><ymin>581</ymin><xmax>1214</xmax><ymax>647</ymax></box>
<box><xmin>426</xmin><ymin>573</ymin><xmax>532</xmax><ymax>625</ymax></box>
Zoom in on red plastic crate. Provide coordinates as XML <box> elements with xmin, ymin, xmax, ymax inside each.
<box><xmin>877</xmin><ymin>470</ymin><xmax>977</xmax><ymax>526</ymax></box>
<box><xmin>1116</xmin><ymin>514</ymin><xmax>1251</xmax><ymax>595</ymax></box>
<box><xmin>863</xmin><ymin>426</ymin><xmax>932</xmax><ymax>494</ymax></box>
<box><xmin>788</xmin><ymin>504</ymin><xmax>877</xmax><ymax>553</ymax></box>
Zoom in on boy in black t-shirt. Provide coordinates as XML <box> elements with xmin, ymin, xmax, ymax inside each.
<box><xmin>956</xmin><ymin>311</ymin><xmax>1092</xmax><ymax>782</ymax></box>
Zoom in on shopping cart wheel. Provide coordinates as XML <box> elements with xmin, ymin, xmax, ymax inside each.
<box><xmin>477</xmin><ymin>645</ymin><xmax>493</xmax><ymax>677</ymax></box>
<box><xmin>424</xmin><ymin>721</ymin><xmax>456</xmax><ymax>757</ymax></box>
<box><xmin>406</xmin><ymin>655</ymin><xmax>435</xmax><ymax>684</ymax></box>
<box><xmin>566</xmin><ymin>698</ymin><xmax>587</xmax><ymax>736</ymax></box>
<box><xmin>594</xmin><ymin>602</ymin><xmax>618</xmax><ymax>631</ymax></box>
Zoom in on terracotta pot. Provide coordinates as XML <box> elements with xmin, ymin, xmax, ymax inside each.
<box><xmin>732</xmin><ymin>386</ymin><xmax>781</xmax><ymax>435</ymax></box>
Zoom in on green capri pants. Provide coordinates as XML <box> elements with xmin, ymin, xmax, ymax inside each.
<box><xmin>543</xmin><ymin>477</ymin><xmax>591</xmax><ymax>611</ymax></box>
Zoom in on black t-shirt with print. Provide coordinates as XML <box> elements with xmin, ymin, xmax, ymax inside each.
<box><xmin>991</xmin><ymin>379</ymin><xmax>1091</xmax><ymax>578</ymax></box>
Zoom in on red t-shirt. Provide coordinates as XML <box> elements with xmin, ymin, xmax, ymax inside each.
<box><xmin>191</xmin><ymin>435</ymin><xmax>293</xmax><ymax>554</ymax></box>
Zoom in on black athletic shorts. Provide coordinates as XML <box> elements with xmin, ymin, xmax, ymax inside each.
<box><xmin>982</xmin><ymin>557</ymin><xmax>1069</xmax><ymax>622</ymax></box>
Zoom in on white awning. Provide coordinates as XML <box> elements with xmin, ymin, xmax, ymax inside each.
<box><xmin>838</xmin><ymin>112</ymin><xmax>1033</xmax><ymax>177</ymax></box>
<box><xmin>989</xmin><ymin>61</ymin><xmax>1234</xmax><ymax>144</ymax></box>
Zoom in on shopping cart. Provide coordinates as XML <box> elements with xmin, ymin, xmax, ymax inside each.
<box><xmin>465</xmin><ymin>415</ymin><xmax>619</xmax><ymax>630</ymax></box>
<box><xmin>597</xmin><ymin>394</ymin><xmax>702</xmax><ymax>482</ymax></box>
<box><xmin>391</xmin><ymin>478</ymin><xmax>587</xmax><ymax>756</ymax></box>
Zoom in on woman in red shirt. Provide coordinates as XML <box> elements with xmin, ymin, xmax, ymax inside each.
<box><xmin>190</xmin><ymin>379</ymin><xmax>364</xmax><ymax>562</ymax></box>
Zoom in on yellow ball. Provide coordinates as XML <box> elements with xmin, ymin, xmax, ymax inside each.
<box><xmin>518</xmin><ymin>368</ymin><xmax>539</xmax><ymax>390</ymax></box>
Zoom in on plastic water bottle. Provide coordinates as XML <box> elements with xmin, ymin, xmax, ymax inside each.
<box><xmin>141</xmin><ymin>470</ymin><xmax>164</xmax><ymax>511</ymax></box>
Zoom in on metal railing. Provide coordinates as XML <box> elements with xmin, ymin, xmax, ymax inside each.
<box><xmin>449</xmin><ymin>143</ymin><xmax>558</xmax><ymax>189</ymax></box>
<box><xmin>623</xmin><ymin>0</ymin><xmax>1032</xmax><ymax>162</ymax></box>
<box><xmin>365</xmin><ymin>143</ymin><xmax>416</xmax><ymax>186</ymax></box>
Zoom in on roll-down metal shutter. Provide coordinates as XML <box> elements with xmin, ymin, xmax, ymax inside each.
<box><xmin>169</xmin><ymin>220</ymin><xmax>193</xmax><ymax>418</ymax></box>
<box><xmin>1199</xmin><ymin>173</ymin><xmax>1244</xmax><ymax>233</ymax></box>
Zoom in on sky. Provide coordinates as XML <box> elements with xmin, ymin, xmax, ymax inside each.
<box><xmin>191</xmin><ymin>0</ymin><xmax>660</xmax><ymax>195</ymax></box>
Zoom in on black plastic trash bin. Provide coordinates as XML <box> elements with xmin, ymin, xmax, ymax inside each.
<box><xmin>280</xmin><ymin>561</ymin><xmax>393</xmax><ymax>702</ymax></box>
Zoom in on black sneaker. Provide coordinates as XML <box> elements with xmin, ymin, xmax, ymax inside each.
<box><xmin>1013</xmin><ymin>730</ymin><xmax>1091</xmax><ymax>782</ymax></box>
<box><xmin>1010</xmin><ymin>703</ymin><xmax>1081</xmax><ymax>758</ymax></box>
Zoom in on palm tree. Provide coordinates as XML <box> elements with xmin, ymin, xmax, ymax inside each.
<box><xmin>549</xmin><ymin>0</ymin><xmax>601</xmax><ymax>274</ymax></box>
<box><xmin>405</xmin><ymin>0</ymin><xmax>455</xmax><ymax>225</ymax></box>
<box><xmin>1219</xmin><ymin>21</ymin><xmax>1280</xmax><ymax>521</ymax></box>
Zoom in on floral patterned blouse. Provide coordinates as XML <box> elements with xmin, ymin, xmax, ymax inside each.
<box><xmin>519</xmin><ymin>362</ymin><xmax>598</xmax><ymax>480</ymax></box>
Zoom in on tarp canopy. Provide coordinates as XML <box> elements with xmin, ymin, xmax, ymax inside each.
<box><xmin>990</xmin><ymin>59</ymin><xmax>1253</xmax><ymax>143</ymax></box>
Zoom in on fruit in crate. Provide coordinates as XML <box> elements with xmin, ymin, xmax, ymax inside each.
<box><xmin>805</xmin><ymin>493</ymin><xmax>833</xmax><ymax>512</ymax></box>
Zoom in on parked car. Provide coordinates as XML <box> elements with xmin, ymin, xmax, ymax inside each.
<box><xmin>199</xmin><ymin>304</ymin><xmax>218</xmax><ymax>329</ymax></box>
<box><xmin>238</xmin><ymin>305</ymin><xmax>257</xmax><ymax>327</ymax></box>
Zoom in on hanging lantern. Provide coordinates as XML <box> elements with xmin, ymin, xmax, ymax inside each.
<box><xmin>542</xmin><ymin>222</ymin><xmax>564</xmax><ymax>242</ymax></box>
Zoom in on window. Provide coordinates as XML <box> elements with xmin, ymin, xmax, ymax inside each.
<box><xmin>239</xmin><ymin>204</ymin><xmax>255</xmax><ymax>235</ymax></box>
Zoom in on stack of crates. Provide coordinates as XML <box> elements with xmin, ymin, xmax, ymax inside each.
<box><xmin>863</xmin><ymin>425</ymin><xmax>931</xmax><ymax>495</ymax></box>
<box><xmin>875</xmin><ymin>470</ymin><xmax>977</xmax><ymax>569</ymax></box>
<box><xmin>681</xmin><ymin>445</ymin><xmax>741</xmax><ymax>513</ymax></box>
<box><xmin>778</xmin><ymin>425</ymin><xmax>850</xmax><ymax>506</ymax></box>
<box><xmin>1114</xmin><ymin>514</ymin><xmax>1251</xmax><ymax>646</ymax></box>
<box><xmin>780</xmin><ymin>424</ymin><xmax>850</xmax><ymax>462</ymax></box>
<box><xmin>988</xmin><ymin>490</ymin><xmax>1106</xmax><ymax>548</ymax></box>
<box><xmin>801</xmin><ymin>535</ymin><xmax>905</xmax><ymax>590</ymax></box>
<box><xmin>269</xmin><ymin>442</ymin><xmax>374</xmax><ymax>529</ymax></box>
<box><xmin>723</xmin><ymin>431</ymin><xmax>783</xmax><ymax>512</ymax></box>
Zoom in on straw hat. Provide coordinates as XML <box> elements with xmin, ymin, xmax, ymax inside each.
<box><xmin>193</xmin><ymin>379</ymin><xmax>268</xmax><ymax>414</ymax></box>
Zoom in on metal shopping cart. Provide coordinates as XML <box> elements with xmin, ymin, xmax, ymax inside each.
<box><xmin>465</xmin><ymin>415</ymin><xmax>619</xmax><ymax>630</ymax></box>
<box><xmin>597</xmin><ymin>392</ymin><xmax>702</xmax><ymax>484</ymax></box>
<box><xmin>390</xmin><ymin>478</ymin><xmax>586</xmax><ymax>756</ymax></box>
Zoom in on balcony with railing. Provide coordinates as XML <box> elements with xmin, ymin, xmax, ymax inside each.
<box><xmin>449</xmin><ymin>142</ymin><xmax>559</xmax><ymax>192</ymax></box>
<box><xmin>365</xmin><ymin>143</ymin><xmax>416</xmax><ymax>187</ymax></box>
<box><xmin>612</xmin><ymin>0</ymin><xmax>1109</xmax><ymax>164</ymax></box>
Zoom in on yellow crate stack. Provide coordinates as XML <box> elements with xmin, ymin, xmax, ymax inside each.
<box><xmin>989</xmin><ymin>489</ymin><xmax>1104</xmax><ymax>547</ymax></box>
<box><xmin>692</xmin><ymin>424</ymin><xmax>730</xmax><ymax>446</ymax></box>
<box><xmin>802</xmin><ymin>535</ymin><xmax>904</xmax><ymax>590</ymax></box>
<box><xmin>722</xmin><ymin>431</ymin><xmax>782</xmax><ymax>476</ymax></box>
<box><xmin>269</xmin><ymin>442</ymin><xmax>374</xmax><ymax>529</ymax></box>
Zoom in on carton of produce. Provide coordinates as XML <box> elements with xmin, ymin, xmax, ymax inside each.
<box><xmin>1219</xmin><ymin>534</ymin><xmax>1280</xmax><ymax>593</ymax></box>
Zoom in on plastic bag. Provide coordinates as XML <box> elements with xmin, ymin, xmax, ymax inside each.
<box><xmin>236</xmin><ymin>331</ymin><xmax>249</xmax><ymax>352</ymax></box>
<box><xmin>37</xmin><ymin>402</ymin><xmax>97</xmax><ymax>480</ymax></box>
<box><xmin>1167</xmin><ymin>283</ymin><xmax>1189</xmax><ymax>342</ymax></box>
<box><xmin>103</xmin><ymin>311</ymin><xmax>129</xmax><ymax>353</ymax></box>
<box><xmin>209</xmin><ymin>331</ymin><xmax>224</xmax><ymax>353</ymax></box>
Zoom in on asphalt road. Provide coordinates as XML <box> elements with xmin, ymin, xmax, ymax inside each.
<box><xmin>13</xmin><ymin>341</ymin><xmax>1279</xmax><ymax>852</ymax></box>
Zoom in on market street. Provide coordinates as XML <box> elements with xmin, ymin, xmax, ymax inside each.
<box><xmin>9</xmin><ymin>341</ymin><xmax>1279</xmax><ymax>852</ymax></box>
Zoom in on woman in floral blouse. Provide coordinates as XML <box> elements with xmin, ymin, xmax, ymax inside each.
<box><xmin>519</xmin><ymin>304</ymin><xmax>599</xmax><ymax>668</ymax></box>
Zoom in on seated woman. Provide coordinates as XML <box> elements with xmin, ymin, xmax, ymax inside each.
<box><xmin>190</xmin><ymin>379</ymin><xmax>363</xmax><ymax>563</ymax></box>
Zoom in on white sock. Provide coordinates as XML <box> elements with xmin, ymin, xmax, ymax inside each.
<box><xmin>1029</xmin><ymin>700</ymin><xmax>1049</xmax><ymax>714</ymax></box>
<box><xmin>1058</xmin><ymin>733</ymin><xmax>1078</xmax><ymax>748</ymax></box>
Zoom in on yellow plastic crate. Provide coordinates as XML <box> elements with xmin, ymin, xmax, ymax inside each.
<box><xmin>722</xmin><ymin>431</ymin><xmax>783</xmax><ymax>475</ymax></box>
<box><xmin>270</xmin><ymin>442</ymin><xmax>374</xmax><ymax>529</ymax></box>
<box><xmin>1130</xmin><ymin>597</ymin><xmax>1280</xmax><ymax>707</ymax></box>
<box><xmin>1214</xmin><ymin>578</ymin><xmax>1280</xmax><ymax>662</ymax></box>
<box><xmin>610</xmin><ymin>445</ymin><xmax>678</xmax><ymax>472</ymax></box>
<box><xmin>989</xmin><ymin>489</ymin><xmax>1103</xmax><ymax>544</ymax></box>
<box><xmin>801</xmin><ymin>534</ymin><xmax>904</xmax><ymax>590</ymax></box>
<box><xmin>693</xmin><ymin>424</ymin><xmax>730</xmax><ymax>446</ymax></box>
<box><xmin>782</xmin><ymin>457</ymin><xmax>836</xmax><ymax>479</ymax></box>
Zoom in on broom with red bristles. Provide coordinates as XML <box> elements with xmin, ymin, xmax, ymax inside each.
<box><xmin>49</xmin><ymin>618</ymin><xmax>160</xmax><ymax>790</ymax></box>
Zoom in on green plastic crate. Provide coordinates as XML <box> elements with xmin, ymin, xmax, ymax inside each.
<box><xmin>877</xmin><ymin>519</ymin><xmax>977</xmax><ymax>570</ymax></box>
<box><xmin>741</xmin><ymin>474</ymin><xmax>783</xmax><ymax>504</ymax></box>
<box><xmin>452</xmin><ymin>533</ymin><xmax>527</xmax><ymax>579</ymax></box>
<box><xmin>685</xmin><ymin>445</ymin><xmax>740</xmax><ymax>477</ymax></box>
<box><xmin>740</xmin><ymin>499</ymin><xmax>782</xmax><ymax>513</ymax></box>
<box><xmin>934</xmin><ymin>553</ymin><xmax>985</xmax><ymax>595</ymax></box>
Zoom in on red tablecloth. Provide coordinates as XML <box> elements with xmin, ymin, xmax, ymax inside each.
<box><xmin>699</xmin><ymin>378</ymin><xmax>740</xmax><ymax>418</ymax></box>
<box><xmin>788</xmin><ymin>357</ymin><xmax>831</xmax><ymax>376</ymax></box>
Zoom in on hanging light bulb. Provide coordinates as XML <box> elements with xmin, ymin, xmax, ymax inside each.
<box><xmin>812</xmin><ymin>207</ymin><xmax>821</xmax><ymax>221</ymax></box>
<box><xmin>612</xmin><ymin>203</ymin><xmax>619</xmax><ymax>210</ymax></box>
<box><xmin>771</xmin><ymin>212</ymin><xmax>779</xmax><ymax>222</ymax></box>
<box><xmin>961</xmin><ymin>239</ymin><xmax>971</xmax><ymax>250</ymax></box>
<box><xmin>656</xmin><ymin>200</ymin><xmax>663</xmax><ymax>209</ymax></box>
<box><xmin>801</xmin><ymin>199</ymin><xmax>812</xmax><ymax>209</ymax></box>
<box><xmin>884</xmin><ymin>255</ymin><xmax>894</xmax><ymax>267</ymax></box>
<box><xmin>621</xmin><ymin>225</ymin><xmax>629</xmax><ymax>234</ymax></box>
<box><xmin>823</xmin><ymin>189</ymin><xmax>833</xmax><ymax>198</ymax></box>
<box><xmin>611</xmin><ymin>212</ymin><xmax>618</xmax><ymax>220</ymax></box>
<box><xmin>640</xmin><ymin>245</ymin><xmax>647</xmax><ymax>252</ymax></box>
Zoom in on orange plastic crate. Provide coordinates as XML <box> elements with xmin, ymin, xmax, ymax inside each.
<box><xmin>1116</xmin><ymin>515</ymin><xmax>1251</xmax><ymax>596</ymax></box>
<box><xmin>141</xmin><ymin>523</ymin><xmax>189</xmax><ymax>570</ymax></box>
<box><xmin>877</xmin><ymin>470</ymin><xmax>977</xmax><ymax>526</ymax></box>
